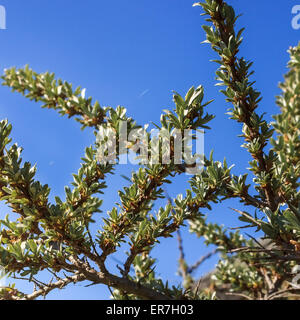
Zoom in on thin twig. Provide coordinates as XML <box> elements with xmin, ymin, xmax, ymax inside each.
<box><xmin>225</xmin><ymin>292</ymin><xmax>253</xmax><ymax>300</ymax></box>
<box><xmin>188</xmin><ymin>249</ymin><xmax>217</xmax><ymax>274</ymax></box>
<box><xmin>85</xmin><ymin>222</ymin><xmax>101</xmax><ymax>258</ymax></box>
<box><xmin>267</xmin><ymin>288</ymin><xmax>300</xmax><ymax>300</ymax></box>
<box><xmin>177</xmin><ymin>229</ymin><xmax>188</xmax><ymax>281</ymax></box>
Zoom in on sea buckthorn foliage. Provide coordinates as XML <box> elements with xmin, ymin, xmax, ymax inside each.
<box><xmin>0</xmin><ymin>0</ymin><xmax>299</xmax><ymax>300</ymax></box>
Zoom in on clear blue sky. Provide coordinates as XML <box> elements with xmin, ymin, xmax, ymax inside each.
<box><xmin>0</xmin><ymin>0</ymin><xmax>298</xmax><ymax>299</ymax></box>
